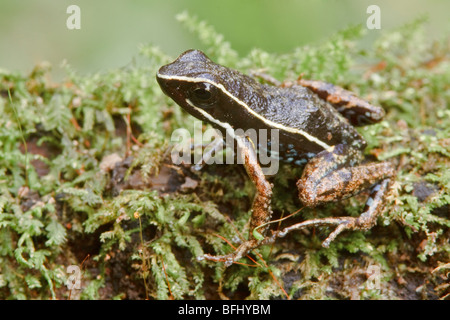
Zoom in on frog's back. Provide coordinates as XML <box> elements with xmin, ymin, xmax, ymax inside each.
<box><xmin>238</xmin><ymin>83</ymin><xmax>367</xmax><ymax>157</ymax></box>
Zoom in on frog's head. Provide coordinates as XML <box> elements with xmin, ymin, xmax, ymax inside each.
<box><xmin>156</xmin><ymin>49</ymin><xmax>260</xmax><ymax>130</ymax></box>
<box><xmin>156</xmin><ymin>50</ymin><xmax>221</xmax><ymax>113</ymax></box>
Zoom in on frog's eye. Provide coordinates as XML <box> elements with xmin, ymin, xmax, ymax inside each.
<box><xmin>189</xmin><ymin>82</ymin><xmax>217</xmax><ymax>108</ymax></box>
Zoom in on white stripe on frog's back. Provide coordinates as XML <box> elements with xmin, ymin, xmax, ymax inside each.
<box><xmin>185</xmin><ymin>98</ymin><xmax>249</xmax><ymax>151</ymax></box>
<box><xmin>157</xmin><ymin>73</ymin><xmax>331</xmax><ymax>150</ymax></box>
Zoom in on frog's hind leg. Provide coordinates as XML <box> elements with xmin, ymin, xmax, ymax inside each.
<box><xmin>296</xmin><ymin>79</ymin><xmax>385</xmax><ymax>126</ymax></box>
<box><xmin>294</xmin><ymin>144</ymin><xmax>395</xmax><ymax>247</ymax></box>
<box><xmin>275</xmin><ymin>178</ymin><xmax>392</xmax><ymax>247</ymax></box>
<box><xmin>297</xmin><ymin>144</ymin><xmax>394</xmax><ymax>206</ymax></box>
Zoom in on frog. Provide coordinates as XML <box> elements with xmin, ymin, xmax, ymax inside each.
<box><xmin>156</xmin><ymin>49</ymin><xmax>395</xmax><ymax>266</ymax></box>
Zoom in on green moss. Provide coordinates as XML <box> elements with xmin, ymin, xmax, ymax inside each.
<box><xmin>0</xmin><ymin>13</ymin><xmax>449</xmax><ymax>300</ymax></box>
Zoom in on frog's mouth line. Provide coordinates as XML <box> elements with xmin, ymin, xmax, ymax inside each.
<box><xmin>157</xmin><ymin>73</ymin><xmax>332</xmax><ymax>151</ymax></box>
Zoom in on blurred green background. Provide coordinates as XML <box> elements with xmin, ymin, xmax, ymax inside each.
<box><xmin>1</xmin><ymin>0</ymin><xmax>449</xmax><ymax>80</ymax></box>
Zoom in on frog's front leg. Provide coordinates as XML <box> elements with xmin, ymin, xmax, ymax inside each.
<box><xmin>191</xmin><ymin>138</ymin><xmax>225</xmax><ymax>171</ymax></box>
<box><xmin>294</xmin><ymin>144</ymin><xmax>395</xmax><ymax>247</ymax></box>
<box><xmin>201</xmin><ymin>135</ymin><xmax>273</xmax><ymax>266</ymax></box>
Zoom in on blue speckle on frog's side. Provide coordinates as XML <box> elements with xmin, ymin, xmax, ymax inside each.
<box><xmin>295</xmin><ymin>159</ymin><xmax>307</xmax><ymax>166</ymax></box>
<box><xmin>257</xmin><ymin>142</ymin><xmax>310</xmax><ymax>166</ymax></box>
<box><xmin>287</xmin><ymin>149</ymin><xmax>298</xmax><ymax>157</ymax></box>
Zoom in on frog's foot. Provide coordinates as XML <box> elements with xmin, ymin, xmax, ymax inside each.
<box><xmin>278</xmin><ymin>178</ymin><xmax>392</xmax><ymax>247</ymax></box>
<box><xmin>272</xmin><ymin>216</ymin><xmax>362</xmax><ymax>248</ymax></box>
<box><xmin>198</xmin><ymin>239</ymin><xmax>260</xmax><ymax>267</ymax></box>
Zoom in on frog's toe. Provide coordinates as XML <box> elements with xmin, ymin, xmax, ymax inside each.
<box><xmin>321</xmin><ymin>218</ymin><xmax>357</xmax><ymax>247</ymax></box>
<box><xmin>200</xmin><ymin>239</ymin><xmax>261</xmax><ymax>266</ymax></box>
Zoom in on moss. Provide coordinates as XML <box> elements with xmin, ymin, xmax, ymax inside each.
<box><xmin>0</xmin><ymin>13</ymin><xmax>449</xmax><ymax>300</ymax></box>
